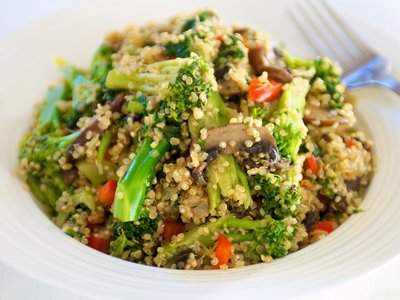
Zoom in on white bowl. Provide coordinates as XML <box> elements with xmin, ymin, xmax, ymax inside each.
<box><xmin>1</xmin><ymin>0</ymin><xmax>400</xmax><ymax>298</ymax></box>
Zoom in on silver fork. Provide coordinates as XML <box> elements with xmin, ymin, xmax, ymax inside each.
<box><xmin>290</xmin><ymin>0</ymin><xmax>400</xmax><ymax>95</ymax></box>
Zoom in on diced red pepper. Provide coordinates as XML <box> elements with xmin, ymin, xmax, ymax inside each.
<box><xmin>300</xmin><ymin>179</ymin><xmax>317</xmax><ymax>189</ymax></box>
<box><xmin>248</xmin><ymin>78</ymin><xmax>282</xmax><ymax>103</ymax></box>
<box><xmin>162</xmin><ymin>220</ymin><xmax>185</xmax><ymax>241</ymax></box>
<box><xmin>344</xmin><ymin>137</ymin><xmax>357</xmax><ymax>148</ymax></box>
<box><xmin>97</xmin><ymin>179</ymin><xmax>118</xmax><ymax>206</ymax></box>
<box><xmin>87</xmin><ymin>233</ymin><xmax>110</xmax><ymax>253</ymax></box>
<box><xmin>215</xmin><ymin>235</ymin><xmax>231</xmax><ymax>268</ymax></box>
<box><xmin>304</xmin><ymin>155</ymin><xmax>319</xmax><ymax>175</ymax></box>
<box><xmin>315</xmin><ymin>221</ymin><xmax>335</xmax><ymax>234</ymax></box>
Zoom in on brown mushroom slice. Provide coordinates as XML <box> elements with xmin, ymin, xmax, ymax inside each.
<box><xmin>65</xmin><ymin>92</ymin><xmax>126</xmax><ymax>161</ymax></box>
<box><xmin>303</xmin><ymin>102</ymin><xmax>349</xmax><ymax>127</ymax></box>
<box><xmin>66</xmin><ymin>119</ymin><xmax>102</xmax><ymax>161</ymax></box>
<box><xmin>190</xmin><ymin>124</ymin><xmax>279</xmax><ymax>184</ymax></box>
<box><xmin>345</xmin><ymin>177</ymin><xmax>361</xmax><ymax>192</ymax></box>
<box><xmin>192</xmin><ymin>162</ymin><xmax>208</xmax><ymax>185</ymax></box>
<box><xmin>203</xmin><ymin>123</ymin><xmax>279</xmax><ymax>162</ymax></box>
<box><xmin>248</xmin><ymin>45</ymin><xmax>293</xmax><ymax>83</ymax></box>
<box><xmin>109</xmin><ymin>92</ymin><xmax>126</xmax><ymax>112</ymax></box>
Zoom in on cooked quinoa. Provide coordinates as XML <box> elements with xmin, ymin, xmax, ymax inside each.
<box><xmin>17</xmin><ymin>9</ymin><xmax>375</xmax><ymax>270</ymax></box>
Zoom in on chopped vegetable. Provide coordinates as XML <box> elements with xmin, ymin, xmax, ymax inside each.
<box><xmin>315</xmin><ymin>221</ymin><xmax>335</xmax><ymax>233</ymax></box>
<box><xmin>162</xmin><ymin>220</ymin><xmax>185</xmax><ymax>241</ymax></box>
<box><xmin>304</xmin><ymin>155</ymin><xmax>319</xmax><ymax>175</ymax></box>
<box><xmin>97</xmin><ymin>179</ymin><xmax>118</xmax><ymax>206</ymax></box>
<box><xmin>88</xmin><ymin>234</ymin><xmax>111</xmax><ymax>253</ymax></box>
<box><xmin>248</xmin><ymin>77</ymin><xmax>282</xmax><ymax>103</ymax></box>
<box><xmin>215</xmin><ymin>235</ymin><xmax>231</xmax><ymax>268</ymax></box>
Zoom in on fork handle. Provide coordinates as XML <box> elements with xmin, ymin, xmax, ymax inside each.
<box><xmin>345</xmin><ymin>75</ymin><xmax>400</xmax><ymax>96</ymax></box>
<box><xmin>342</xmin><ymin>56</ymin><xmax>400</xmax><ymax>96</ymax></box>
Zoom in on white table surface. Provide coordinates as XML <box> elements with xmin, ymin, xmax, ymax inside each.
<box><xmin>1</xmin><ymin>0</ymin><xmax>399</xmax><ymax>299</ymax></box>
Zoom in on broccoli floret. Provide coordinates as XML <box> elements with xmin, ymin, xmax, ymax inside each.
<box><xmin>164</xmin><ymin>10</ymin><xmax>216</xmax><ymax>58</ymax></box>
<box><xmin>90</xmin><ymin>44</ymin><xmax>113</xmax><ymax>85</ymax></box>
<box><xmin>53</xmin><ymin>56</ymin><xmax>101</xmax><ymax>125</ymax></box>
<box><xmin>53</xmin><ymin>57</ymin><xmax>85</xmax><ymax>89</ymax></box>
<box><xmin>314</xmin><ymin>57</ymin><xmax>344</xmax><ymax>108</ymax></box>
<box><xmin>106</xmin><ymin>55</ymin><xmax>211</xmax><ymax>122</ymax></box>
<box><xmin>214</xmin><ymin>33</ymin><xmax>246</xmax><ymax>68</ymax></box>
<box><xmin>251</xmin><ymin>218</ymin><xmax>294</xmax><ymax>258</ymax></box>
<box><xmin>252</xmin><ymin>174</ymin><xmax>300</xmax><ymax>219</ymax></box>
<box><xmin>111</xmin><ymin>211</ymin><xmax>158</xmax><ymax>257</ymax></box>
<box><xmin>110</xmin><ymin>232</ymin><xmax>136</xmax><ymax>258</ymax></box>
<box><xmin>181</xmin><ymin>10</ymin><xmax>215</xmax><ymax>33</ymax></box>
<box><xmin>19</xmin><ymin>131</ymin><xmax>80</xmax><ymax>164</ymax></box>
<box><xmin>283</xmin><ymin>50</ymin><xmax>344</xmax><ymax>109</ymax></box>
<box><xmin>112</xmin><ymin>211</ymin><xmax>158</xmax><ymax>241</ymax></box>
<box><xmin>127</xmin><ymin>94</ymin><xmax>148</xmax><ymax>114</ymax></box>
<box><xmin>271</xmin><ymin>78</ymin><xmax>310</xmax><ymax>161</ymax></box>
<box><xmin>37</xmin><ymin>83</ymin><xmax>70</xmax><ymax>134</ymax></box>
<box><xmin>165</xmin><ymin>36</ymin><xmax>192</xmax><ymax>58</ymax></box>
<box><xmin>72</xmin><ymin>75</ymin><xmax>100</xmax><ymax>113</ymax></box>
<box><xmin>161</xmin><ymin>215</ymin><xmax>295</xmax><ymax>262</ymax></box>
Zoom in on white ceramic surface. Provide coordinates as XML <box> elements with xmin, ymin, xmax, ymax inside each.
<box><xmin>1</xmin><ymin>0</ymin><xmax>400</xmax><ymax>299</ymax></box>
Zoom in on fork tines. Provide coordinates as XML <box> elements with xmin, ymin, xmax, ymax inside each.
<box><xmin>289</xmin><ymin>0</ymin><xmax>373</xmax><ymax>73</ymax></box>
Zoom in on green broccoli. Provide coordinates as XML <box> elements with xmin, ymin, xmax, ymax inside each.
<box><xmin>111</xmin><ymin>211</ymin><xmax>158</xmax><ymax>257</ymax></box>
<box><xmin>112</xmin><ymin>211</ymin><xmax>159</xmax><ymax>241</ymax></box>
<box><xmin>106</xmin><ymin>55</ymin><xmax>211</xmax><ymax>121</ymax></box>
<box><xmin>112</xmin><ymin>127</ymin><xmax>175</xmax><ymax>221</ymax></box>
<box><xmin>214</xmin><ymin>33</ymin><xmax>246</xmax><ymax>68</ymax></box>
<box><xmin>283</xmin><ymin>50</ymin><xmax>344</xmax><ymax>109</ymax></box>
<box><xmin>165</xmin><ymin>36</ymin><xmax>193</xmax><ymax>58</ymax></box>
<box><xmin>37</xmin><ymin>83</ymin><xmax>70</xmax><ymax>134</ymax></box>
<box><xmin>90</xmin><ymin>44</ymin><xmax>113</xmax><ymax>85</ymax></box>
<box><xmin>251</xmin><ymin>173</ymin><xmax>300</xmax><ymax>219</ymax></box>
<box><xmin>271</xmin><ymin>77</ymin><xmax>310</xmax><ymax>162</ymax></box>
<box><xmin>110</xmin><ymin>232</ymin><xmax>136</xmax><ymax>258</ymax></box>
<box><xmin>108</xmin><ymin>56</ymin><xmax>213</xmax><ymax>221</ymax></box>
<box><xmin>19</xmin><ymin>131</ymin><xmax>80</xmax><ymax>164</ymax></box>
<box><xmin>164</xmin><ymin>10</ymin><xmax>216</xmax><ymax>58</ymax></box>
<box><xmin>181</xmin><ymin>10</ymin><xmax>215</xmax><ymax>33</ymax></box>
<box><xmin>161</xmin><ymin>215</ymin><xmax>295</xmax><ymax>262</ymax></box>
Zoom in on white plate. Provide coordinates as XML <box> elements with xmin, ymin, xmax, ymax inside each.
<box><xmin>1</xmin><ymin>0</ymin><xmax>400</xmax><ymax>299</ymax></box>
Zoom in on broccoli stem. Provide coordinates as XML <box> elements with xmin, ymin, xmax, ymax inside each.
<box><xmin>37</xmin><ymin>84</ymin><xmax>69</xmax><ymax>134</ymax></box>
<box><xmin>91</xmin><ymin>44</ymin><xmax>113</xmax><ymax>85</ymax></box>
<box><xmin>162</xmin><ymin>215</ymin><xmax>269</xmax><ymax>257</ymax></box>
<box><xmin>272</xmin><ymin>78</ymin><xmax>310</xmax><ymax>161</ymax></box>
<box><xmin>96</xmin><ymin>131</ymin><xmax>112</xmax><ymax>164</ymax></box>
<box><xmin>26</xmin><ymin>174</ymin><xmax>59</xmax><ymax>210</ymax></box>
<box><xmin>105</xmin><ymin>71</ymin><xmax>175</xmax><ymax>91</ymax></box>
<box><xmin>113</xmin><ymin>135</ymin><xmax>171</xmax><ymax>221</ymax></box>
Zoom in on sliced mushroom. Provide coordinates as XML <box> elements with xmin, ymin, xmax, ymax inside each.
<box><xmin>304</xmin><ymin>210</ymin><xmax>320</xmax><ymax>229</ymax></box>
<box><xmin>66</xmin><ymin>119</ymin><xmax>102</xmax><ymax>161</ymax></box>
<box><xmin>63</xmin><ymin>168</ymin><xmax>78</xmax><ymax>185</ymax></box>
<box><xmin>303</xmin><ymin>102</ymin><xmax>349</xmax><ymax>127</ymax></box>
<box><xmin>66</xmin><ymin>92</ymin><xmax>125</xmax><ymax>161</ymax></box>
<box><xmin>109</xmin><ymin>92</ymin><xmax>126</xmax><ymax>112</ymax></box>
<box><xmin>329</xmin><ymin>196</ymin><xmax>348</xmax><ymax>213</ymax></box>
<box><xmin>248</xmin><ymin>45</ymin><xmax>293</xmax><ymax>83</ymax></box>
<box><xmin>190</xmin><ymin>123</ymin><xmax>279</xmax><ymax>184</ymax></box>
<box><xmin>345</xmin><ymin>177</ymin><xmax>361</xmax><ymax>192</ymax></box>
<box><xmin>203</xmin><ymin>123</ymin><xmax>279</xmax><ymax>161</ymax></box>
<box><xmin>192</xmin><ymin>161</ymin><xmax>207</xmax><ymax>185</ymax></box>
